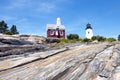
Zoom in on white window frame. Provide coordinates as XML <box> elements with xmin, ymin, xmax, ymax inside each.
<box><xmin>60</xmin><ymin>30</ymin><xmax>63</xmax><ymax>36</ymax></box>
<box><xmin>50</xmin><ymin>30</ymin><xmax>54</xmax><ymax>35</ymax></box>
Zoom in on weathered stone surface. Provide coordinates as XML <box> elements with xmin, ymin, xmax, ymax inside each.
<box><xmin>0</xmin><ymin>47</ymin><xmax>67</xmax><ymax>71</ymax></box>
<box><xmin>0</xmin><ymin>39</ymin><xmax>34</xmax><ymax>45</ymax></box>
<box><xmin>0</xmin><ymin>42</ymin><xmax>120</xmax><ymax>80</ymax></box>
<box><xmin>0</xmin><ymin>34</ymin><xmax>46</xmax><ymax>44</ymax></box>
<box><xmin>27</xmin><ymin>35</ymin><xmax>46</xmax><ymax>44</ymax></box>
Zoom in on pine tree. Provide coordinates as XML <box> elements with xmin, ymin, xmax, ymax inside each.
<box><xmin>10</xmin><ymin>25</ymin><xmax>19</xmax><ymax>35</ymax></box>
<box><xmin>0</xmin><ymin>20</ymin><xmax>8</xmax><ymax>33</ymax></box>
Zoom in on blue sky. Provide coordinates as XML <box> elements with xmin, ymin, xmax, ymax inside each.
<box><xmin>0</xmin><ymin>0</ymin><xmax>120</xmax><ymax>38</ymax></box>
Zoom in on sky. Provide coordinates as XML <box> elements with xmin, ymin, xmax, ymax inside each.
<box><xmin>0</xmin><ymin>0</ymin><xmax>120</xmax><ymax>38</ymax></box>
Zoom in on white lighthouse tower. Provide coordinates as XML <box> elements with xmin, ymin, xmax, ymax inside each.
<box><xmin>86</xmin><ymin>23</ymin><xmax>93</xmax><ymax>39</ymax></box>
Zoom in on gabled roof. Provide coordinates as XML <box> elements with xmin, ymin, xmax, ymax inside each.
<box><xmin>46</xmin><ymin>17</ymin><xmax>65</xmax><ymax>30</ymax></box>
<box><xmin>46</xmin><ymin>24</ymin><xmax>65</xmax><ymax>30</ymax></box>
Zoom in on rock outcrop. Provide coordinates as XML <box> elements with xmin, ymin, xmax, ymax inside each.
<box><xmin>27</xmin><ymin>35</ymin><xmax>46</xmax><ymax>44</ymax></box>
<box><xmin>0</xmin><ymin>34</ymin><xmax>46</xmax><ymax>44</ymax></box>
<box><xmin>0</xmin><ymin>42</ymin><xmax>120</xmax><ymax>80</ymax></box>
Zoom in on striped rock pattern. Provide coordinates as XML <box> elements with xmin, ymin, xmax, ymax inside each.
<box><xmin>0</xmin><ymin>42</ymin><xmax>120</xmax><ymax>80</ymax></box>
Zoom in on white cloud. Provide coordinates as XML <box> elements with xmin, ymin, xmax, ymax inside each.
<box><xmin>15</xmin><ymin>18</ymin><xmax>28</xmax><ymax>24</ymax></box>
<box><xmin>0</xmin><ymin>15</ymin><xmax>16</xmax><ymax>21</ymax></box>
<box><xmin>4</xmin><ymin>0</ymin><xmax>70</xmax><ymax>14</ymax></box>
<box><xmin>35</xmin><ymin>2</ymin><xmax>56</xmax><ymax>13</ymax></box>
<box><xmin>5</xmin><ymin>0</ymin><xmax>31</xmax><ymax>9</ymax></box>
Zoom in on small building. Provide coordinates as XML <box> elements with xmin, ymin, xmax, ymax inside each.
<box><xmin>85</xmin><ymin>23</ymin><xmax>93</xmax><ymax>39</ymax></box>
<box><xmin>46</xmin><ymin>18</ymin><xmax>65</xmax><ymax>39</ymax></box>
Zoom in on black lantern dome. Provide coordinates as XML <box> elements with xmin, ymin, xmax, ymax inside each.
<box><xmin>86</xmin><ymin>23</ymin><xmax>92</xmax><ymax>30</ymax></box>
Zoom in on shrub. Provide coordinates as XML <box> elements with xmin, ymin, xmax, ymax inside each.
<box><xmin>60</xmin><ymin>39</ymin><xmax>70</xmax><ymax>43</ymax></box>
<box><xmin>67</xmin><ymin>34</ymin><xmax>79</xmax><ymax>40</ymax></box>
<box><xmin>46</xmin><ymin>39</ymin><xmax>60</xmax><ymax>43</ymax></box>
<box><xmin>4</xmin><ymin>31</ymin><xmax>12</xmax><ymax>35</ymax></box>
<box><xmin>92</xmin><ymin>36</ymin><xmax>97</xmax><ymax>41</ymax></box>
<box><xmin>82</xmin><ymin>38</ymin><xmax>92</xmax><ymax>42</ymax></box>
<box><xmin>92</xmin><ymin>35</ymin><xmax>106</xmax><ymax>42</ymax></box>
<box><xmin>107</xmin><ymin>38</ymin><xmax>116</xmax><ymax>42</ymax></box>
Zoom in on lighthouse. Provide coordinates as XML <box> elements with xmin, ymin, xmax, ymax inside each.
<box><xmin>85</xmin><ymin>23</ymin><xmax>93</xmax><ymax>39</ymax></box>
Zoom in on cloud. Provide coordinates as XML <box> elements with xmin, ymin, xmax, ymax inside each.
<box><xmin>5</xmin><ymin>0</ymin><xmax>31</xmax><ymax>9</ymax></box>
<box><xmin>0</xmin><ymin>15</ymin><xmax>16</xmax><ymax>21</ymax></box>
<box><xmin>35</xmin><ymin>2</ymin><xmax>56</xmax><ymax>13</ymax></box>
<box><xmin>4</xmin><ymin>0</ymin><xmax>70</xmax><ymax>14</ymax></box>
<box><xmin>15</xmin><ymin>18</ymin><xmax>28</xmax><ymax>24</ymax></box>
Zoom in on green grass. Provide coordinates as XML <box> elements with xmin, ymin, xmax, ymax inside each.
<box><xmin>59</xmin><ymin>39</ymin><xmax>82</xmax><ymax>44</ymax></box>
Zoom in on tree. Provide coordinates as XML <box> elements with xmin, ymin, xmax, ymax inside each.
<box><xmin>0</xmin><ymin>20</ymin><xmax>8</xmax><ymax>33</ymax></box>
<box><xmin>118</xmin><ymin>35</ymin><xmax>120</xmax><ymax>41</ymax></box>
<box><xmin>67</xmin><ymin>34</ymin><xmax>79</xmax><ymax>40</ymax></box>
<box><xmin>10</xmin><ymin>25</ymin><xmax>19</xmax><ymax>35</ymax></box>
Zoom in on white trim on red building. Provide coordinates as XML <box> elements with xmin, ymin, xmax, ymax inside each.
<box><xmin>46</xmin><ymin>17</ymin><xmax>65</xmax><ymax>39</ymax></box>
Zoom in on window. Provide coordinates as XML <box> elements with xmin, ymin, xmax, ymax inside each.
<box><xmin>88</xmin><ymin>31</ymin><xmax>90</xmax><ymax>34</ymax></box>
<box><xmin>60</xmin><ymin>30</ymin><xmax>63</xmax><ymax>36</ymax></box>
<box><xmin>50</xmin><ymin>30</ymin><xmax>54</xmax><ymax>35</ymax></box>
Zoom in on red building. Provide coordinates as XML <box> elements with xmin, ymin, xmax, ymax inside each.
<box><xmin>46</xmin><ymin>18</ymin><xmax>65</xmax><ymax>39</ymax></box>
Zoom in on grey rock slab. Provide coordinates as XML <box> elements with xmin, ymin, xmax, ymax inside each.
<box><xmin>1</xmin><ymin>43</ymin><xmax>120</xmax><ymax>80</ymax></box>
<box><xmin>0</xmin><ymin>47</ymin><xmax>67</xmax><ymax>71</ymax></box>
